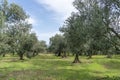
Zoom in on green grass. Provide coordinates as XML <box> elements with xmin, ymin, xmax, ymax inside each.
<box><xmin>0</xmin><ymin>54</ymin><xmax>120</xmax><ymax>80</ymax></box>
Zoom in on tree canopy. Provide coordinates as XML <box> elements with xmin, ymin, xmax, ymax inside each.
<box><xmin>60</xmin><ymin>0</ymin><xmax>120</xmax><ymax>63</ymax></box>
<box><xmin>0</xmin><ymin>0</ymin><xmax>47</xmax><ymax>59</ymax></box>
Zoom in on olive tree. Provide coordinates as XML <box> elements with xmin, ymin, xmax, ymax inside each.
<box><xmin>49</xmin><ymin>34</ymin><xmax>67</xmax><ymax>57</ymax></box>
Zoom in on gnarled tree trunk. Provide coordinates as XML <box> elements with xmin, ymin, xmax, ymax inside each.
<box><xmin>73</xmin><ymin>53</ymin><xmax>81</xmax><ymax>63</ymax></box>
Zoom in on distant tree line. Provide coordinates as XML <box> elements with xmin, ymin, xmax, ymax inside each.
<box><xmin>48</xmin><ymin>0</ymin><xmax>120</xmax><ymax>63</ymax></box>
<box><xmin>0</xmin><ymin>0</ymin><xmax>47</xmax><ymax>60</ymax></box>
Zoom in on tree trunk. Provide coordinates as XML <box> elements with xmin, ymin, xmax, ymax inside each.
<box><xmin>72</xmin><ymin>53</ymin><xmax>75</xmax><ymax>56</ymax></box>
<box><xmin>2</xmin><ymin>54</ymin><xmax>5</xmax><ymax>57</ymax></box>
<box><xmin>107</xmin><ymin>53</ymin><xmax>112</xmax><ymax>58</ymax></box>
<box><xmin>88</xmin><ymin>54</ymin><xmax>92</xmax><ymax>59</ymax></box>
<box><xmin>33</xmin><ymin>52</ymin><xmax>35</xmax><ymax>57</ymax></box>
<box><xmin>73</xmin><ymin>53</ymin><xmax>81</xmax><ymax>63</ymax></box>
<box><xmin>12</xmin><ymin>50</ymin><xmax>14</xmax><ymax>55</ymax></box>
<box><xmin>20</xmin><ymin>54</ymin><xmax>24</xmax><ymax>60</ymax></box>
<box><xmin>67</xmin><ymin>52</ymin><xmax>70</xmax><ymax>56</ymax></box>
<box><xmin>63</xmin><ymin>52</ymin><xmax>67</xmax><ymax>57</ymax></box>
<box><xmin>62</xmin><ymin>52</ymin><xmax>67</xmax><ymax>58</ymax></box>
<box><xmin>57</xmin><ymin>52</ymin><xmax>61</xmax><ymax>56</ymax></box>
<box><xmin>12</xmin><ymin>49</ymin><xmax>16</xmax><ymax>56</ymax></box>
<box><xmin>87</xmin><ymin>50</ymin><xmax>92</xmax><ymax>59</ymax></box>
<box><xmin>36</xmin><ymin>53</ymin><xmax>38</xmax><ymax>56</ymax></box>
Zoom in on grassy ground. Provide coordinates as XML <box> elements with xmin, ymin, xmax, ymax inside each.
<box><xmin>0</xmin><ymin>54</ymin><xmax>120</xmax><ymax>80</ymax></box>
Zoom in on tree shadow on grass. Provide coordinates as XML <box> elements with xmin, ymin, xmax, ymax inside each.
<box><xmin>113</xmin><ymin>55</ymin><xmax>120</xmax><ymax>59</ymax></box>
<box><xmin>1</xmin><ymin>69</ymin><xmax>119</xmax><ymax>80</ymax></box>
<box><xmin>95</xmin><ymin>76</ymin><xmax>120</xmax><ymax>80</ymax></box>
<box><xmin>0</xmin><ymin>69</ymin><xmax>94</xmax><ymax>80</ymax></box>
<box><xmin>102</xmin><ymin>60</ymin><xmax>120</xmax><ymax>70</ymax></box>
<box><xmin>0</xmin><ymin>58</ymin><xmax>29</xmax><ymax>63</ymax></box>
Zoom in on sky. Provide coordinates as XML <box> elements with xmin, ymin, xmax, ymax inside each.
<box><xmin>8</xmin><ymin>0</ymin><xmax>76</xmax><ymax>44</ymax></box>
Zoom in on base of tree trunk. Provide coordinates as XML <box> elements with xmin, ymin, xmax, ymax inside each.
<box><xmin>2</xmin><ymin>54</ymin><xmax>5</xmax><ymax>57</ymax></box>
<box><xmin>62</xmin><ymin>52</ymin><xmax>67</xmax><ymax>58</ymax></box>
<box><xmin>62</xmin><ymin>56</ymin><xmax>66</xmax><ymax>58</ymax></box>
<box><xmin>19</xmin><ymin>54</ymin><xmax>24</xmax><ymax>60</ymax></box>
<box><xmin>107</xmin><ymin>54</ymin><xmax>112</xmax><ymax>58</ymax></box>
<box><xmin>87</xmin><ymin>50</ymin><xmax>92</xmax><ymax>59</ymax></box>
<box><xmin>67</xmin><ymin>53</ymin><xmax>70</xmax><ymax>56</ymax></box>
<box><xmin>73</xmin><ymin>60</ymin><xmax>81</xmax><ymax>63</ymax></box>
<box><xmin>73</xmin><ymin>54</ymin><xmax>81</xmax><ymax>63</ymax></box>
<box><xmin>87</xmin><ymin>55</ymin><xmax>92</xmax><ymax>59</ymax></box>
<box><xmin>20</xmin><ymin>57</ymin><xmax>24</xmax><ymax>60</ymax></box>
<box><xmin>57</xmin><ymin>52</ymin><xmax>61</xmax><ymax>57</ymax></box>
<box><xmin>13</xmin><ymin>52</ymin><xmax>15</xmax><ymax>56</ymax></box>
<box><xmin>33</xmin><ymin>53</ymin><xmax>35</xmax><ymax>57</ymax></box>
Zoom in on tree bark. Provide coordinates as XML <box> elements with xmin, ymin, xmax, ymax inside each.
<box><xmin>73</xmin><ymin>53</ymin><xmax>81</xmax><ymax>63</ymax></box>
<box><xmin>20</xmin><ymin>54</ymin><xmax>24</xmax><ymax>60</ymax></box>
<box><xmin>87</xmin><ymin>50</ymin><xmax>92</xmax><ymax>59</ymax></box>
<box><xmin>57</xmin><ymin>52</ymin><xmax>61</xmax><ymax>56</ymax></box>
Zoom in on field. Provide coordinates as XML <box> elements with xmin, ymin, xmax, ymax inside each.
<box><xmin>0</xmin><ymin>54</ymin><xmax>120</xmax><ymax>80</ymax></box>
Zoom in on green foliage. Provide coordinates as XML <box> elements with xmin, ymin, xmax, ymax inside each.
<box><xmin>38</xmin><ymin>40</ymin><xmax>47</xmax><ymax>53</ymax></box>
<box><xmin>8</xmin><ymin>3</ymin><xmax>28</xmax><ymax>22</ymax></box>
<box><xmin>31</xmin><ymin>41</ymin><xmax>47</xmax><ymax>56</ymax></box>
<box><xmin>0</xmin><ymin>0</ymin><xmax>44</xmax><ymax>59</ymax></box>
<box><xmin>60</xmin><ymin>0</ymin><xmax>120</xmax><ymax>61</ymax></box>
<box><xmin>49</xmin><ymin>34</ymin><xmax>68</xmax><ymax>57</ymax></box>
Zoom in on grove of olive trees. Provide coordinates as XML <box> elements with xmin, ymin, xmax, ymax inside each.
<box><xmin>0</xmin><ymin>0</ymin><xmax>47</xmax><ymax>60</ymax></box>
<box><xmin>59</xmin><ymin>0</ymin><xmax>120</xmax><ymax>63</ymax></box>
